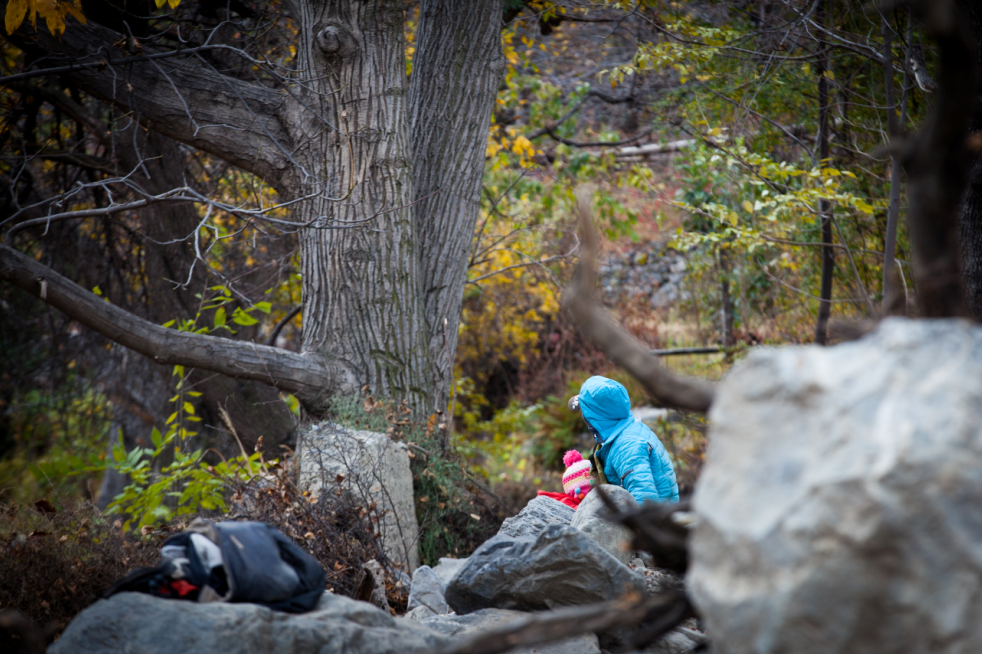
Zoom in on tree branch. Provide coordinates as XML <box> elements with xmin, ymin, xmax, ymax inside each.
<box><xmin>12</xmin><ymin>23</ymin><xmax>295</xmax><ymax>187</ymax></box>
<box><xmin>435</xmin><ymin>591</ymin><xmax>692</xmax><ymax>654</ymax></box>
<box><xmin>0</xmin><ymin>244</ymin><xmax>335</xmax><ymax>411</ymax></box>
<box><xmin>561</xmin><ymin>188</ymin><xmax>716</xmax><ymax>413</ymax></box>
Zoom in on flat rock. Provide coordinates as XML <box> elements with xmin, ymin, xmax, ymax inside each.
<box><xmin>299</xmin><ymin>422</ymin><xmax>420</xmax><ymax>571</ymax></box>
<box><xmin>407</xmin><ymin>565</ymin><xmax>449</xmax><ymax>615</ymax></box>
<box><xmin>690</xmin><ymin>319</ymin><xmax>982</xmax><ymax>654</ymax></box>
<box><xmin>570</xmin><ymin>484</ymin><xmax>638</xmax><ymax>564</ymax></box>
<box><xmin>51</xmin><ymin>592</ymin><xmax>447</xmax><ymax>654</ymax></box>
<box><xmin>445</xmin><ymin>524</ymin><xmax>645</xmax><ymax>615</ymax></box>
<box><xmin>497</xmin><ymin>495</ymin><xmax>574</xmax><ymax>538</ymax></box>
<box><xmin>421</xmin><ymin>608</ymin><xmax>600</xmax><ymax>654</ymax></box>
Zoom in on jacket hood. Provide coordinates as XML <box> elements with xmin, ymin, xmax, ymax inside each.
<box><xmin>578</xmin><ymin>376</ymin><xmax>635</xmax><ymax>444</ymax></box>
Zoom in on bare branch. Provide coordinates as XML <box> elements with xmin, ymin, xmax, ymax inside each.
<box><xmin>561</xmin><ymin>188</ymin><xmax>716</xmax><ymax>413</ymax></box>
<box><xmin>0</xmin><ymin>244</ymin><xmax>338</xmax><ymax>412</ymax></box>
<box><xmin>435</xmin><ymin>591</ymin><xmax>692</xmax><ymax>654</ymax></box>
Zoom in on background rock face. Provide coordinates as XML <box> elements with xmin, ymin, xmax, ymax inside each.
<box><xmin>445</xmin><ymin>524</ymin><xmax>645</xmax><ymax>615</ymax></box>
<box><xmin>689</xmin><ymin>319</ymin><xmax>982</xmax><ymax>654</ymax></box>
<box><xmin>299</xmin><ymin>423</ymin><xmax>420</xmax><ymax>571</ymax></box>
<box><xmin>497</xmin><ymin>495</ymin><xmax>574</xmax><ymax>538</ymax></box>
<box><xmin>51</xmin><ymin>592</ymin><xmax>448</xmax><ymax>654</ymax></box>
<box><xmin>570</xmin><ymin>485</ymin><xmax>639</xmax><ymax>564</ymax></box>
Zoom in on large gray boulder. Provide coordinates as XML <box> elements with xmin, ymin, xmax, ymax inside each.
<box><xmin>51</xmin><ymin>592</ymin><xmax>447</xmax><ymax>654</ymax></box>
<box><xmin>570</xmin><ymin>484</ymin><xmax>639</xmax><ymax>564</ymax></box>
<box><xmin>299</xmin><ymin>422</ymin><xmax>420</xmax><ymax>571</ymax></box>
<box><xmin>497</xmin><ymin>495</ymin><xmax>574</xmax><ymax>538</ymax></box>
<box><xmin>445</xmin><ymin>524</ymin><xmax>645</xmax><ymax>615</ymax></box>
<box><xmin>690</xmin><ymin>319</ymin><xmax>982</xmax><ymax>654</ymax></box>
<box><xmin>421</xmin><ymin>608</ymin><xmax>601</xmax><ymax>654</ymax></box>
<box><xmin>407</xmin><ymin>565</ymin><xmax>449</xmax><ymax>615</ymax></box>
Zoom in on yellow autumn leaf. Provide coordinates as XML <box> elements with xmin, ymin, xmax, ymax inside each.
<box><xmin>512</xmin><ymin>135</ymin><xmax>534</xmax><ymax>158</ymax></box>
<box><xmin>155</xmin><ymin>0</ymin><xmax>167</xmax><ymax>7</ymax></box>
<box><xmin>5</xmin><ymin>0</ymin><xmax>27</xmax><ymax>34</ymax></box>
<box><xmin>34</xmin><ymin>0</ymin><xmax>65</xmax><ymax>36</ymax></box>
<box><xmin>166</xmin><ymin>0</ymin><xmax>180</xmax><ymax>8</ymax></box>
<box><xmin>742</xmin><ymin>200</ymin><xmax>754</xmax><ymax>214</ymax></box>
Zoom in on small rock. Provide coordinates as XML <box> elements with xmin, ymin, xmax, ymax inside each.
<box><xmin>644</xmin><ymin>629</ymin><xmax>701</xmax><ymax>653</ymax></box>
<box><xmin>570</xmin><ymin>484</ymin><xmax>639</xmax><ymax>565</ymax></box>
<box><xmin>432</xmin><ymin>556</ymin><xmax>467</xmax><ymax>586</ymax></box>
<box><xmin>407</xmin><ymin>565</ymin><xmax>449</xmax><ymax>615</ymax></box>
<box><xmin>497</xmin><ymin>495</ymin><xmax>574</xmax><ymax>538</ymax></box>
<box><xmin>445</xmin><ymin>524</ymin><xmax>645</xmax><ymax>615</ymax></box>
<box><xmin>421</xmin><ymin>608</ymin><xmax>600</xmax><ymax>654</ymax></box>
<box><xmin>404</xmin><ymin>605</ymin><xmax>437</xmax><ymax>623</ymax></box>
<box><xmin>299</xmin><ymin>423</ymin><xmax>420</xmax><ymax>571</ymax></box>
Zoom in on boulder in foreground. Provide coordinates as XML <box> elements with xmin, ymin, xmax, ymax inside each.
<box><xmin>690</xmin><ymin>319</ymin><xmax>982</xmax><ymax>654</ymax></box>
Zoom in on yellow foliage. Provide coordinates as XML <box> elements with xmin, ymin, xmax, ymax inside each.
<box><xmin>5</xmin><ymin>0</ymin><xmax>85</xmax><ymax>37</ymax></box>
<box><xmin>456</xmin><ymin>231</ymin><xmax>560</xmax><ymax>385</ymax></box>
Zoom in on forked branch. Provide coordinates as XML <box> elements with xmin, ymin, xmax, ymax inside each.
<box><xmin>561</xmin><ymin>188</ymin><xmax>716</xmax><ymax>412</ymax></box>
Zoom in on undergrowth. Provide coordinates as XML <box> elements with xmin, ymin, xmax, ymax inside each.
<box><xmin>326</xmin><ymin>395</ymin><xmax>504</xmax><ymax>566</ymax></box>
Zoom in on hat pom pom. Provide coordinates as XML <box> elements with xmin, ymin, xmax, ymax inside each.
<box><xmin>563</xmin><ymin>450</ymin><xmax>583</xmax><ymax>467</ymax></box>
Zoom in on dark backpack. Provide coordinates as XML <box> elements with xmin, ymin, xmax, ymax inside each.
<box><xmin>107</xmin><ymin>520</ymin><xmax>326</xmax><ymax>613</ymax></box>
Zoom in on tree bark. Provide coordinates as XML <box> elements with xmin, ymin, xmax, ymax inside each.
<box><xmin>903</xmin><ymin>0</ymin><xmax>974</xmax><ymax>317</ymax></box>
<box><xmin>814</xmin><ymin>0</ymin><xmax>834</xmax><ymax>345</ymax></box>
<box><xmin>287</xmin><ymin>0</ymin><xmax>430</xmax><ymax>411</ymax></box>
<box><xmin>409</xmin><ymin>0</ymin><xmax>506</xmax><ymax>411</ymax></box>
<box><xmin>956</xmin><ymin>0</ymin><xmax>982</xmax><ymax>317</ymax></box>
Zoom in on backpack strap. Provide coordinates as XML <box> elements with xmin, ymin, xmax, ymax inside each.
<box><xmin>589</xmin><ymin>442</ymin><xmax>608</xmax><ymax>485</ymax></box>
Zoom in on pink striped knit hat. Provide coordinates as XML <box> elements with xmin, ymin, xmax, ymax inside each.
<box><xmin>562</xmin><ymin>450</ymin><xmax>593</xmax><ymax>500</ymax></box>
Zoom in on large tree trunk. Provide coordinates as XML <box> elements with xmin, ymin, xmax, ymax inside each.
<box><xmin>957</xmin><ymin>0</ymin><xmax>982</xmax><ymax>317</ymax></box>
<box><xmin>288</xmin><ymin>0</ymin><xmax>431</xmax><ymax>411</ymax></box>
<box><xmin>409</xmin><ymin>0</ymin><xmax>506</xmax><ymax>411</ymax></box>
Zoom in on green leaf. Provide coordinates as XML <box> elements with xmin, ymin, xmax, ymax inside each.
<box><xmin>162</xmin><ymin>319</ymin><xmax>176</xmax><ymax>328</ymax></box>
<box><xmin>150</xmin><ymin>427</ymin><xmax>163</xmax><ymax>449</ymax></box>
<box><xmin>214</xmin><ymin>306</ymin><xmax>226</xmax><ymax>327</ymax></box>
<box><xmin>232</xmin><ymin>307</ymin><xmax>259</xmax><ymax>326</ymax></box>
<box><xmin>255</xmin><ymin>301</ymin><xmax>271</xmax><ymax>314</ymax></box>
<box><xmin>183</xmin><ymin>401</ymin><xmax>195</xmax><ymax>415</ymax></box>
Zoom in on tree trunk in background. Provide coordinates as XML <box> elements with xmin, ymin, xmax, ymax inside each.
<box><xmin>957</xmin><ymin>0</ymin><xmax>982</xmax><ymax>317</ymax></box>
<box><xmin>291</xmin><ymin>0</ymin><xmax>431</xmax><ymax>412</ymax></box>
<box><xmin>719</xmin><ymin>249</ymin><xmax>735</xmax><ymax>349</ymax></box>
<box><xmin>410</xmin><ymin>0</ymin><xmax>506</xmax><ymax>413</ymax></box>
<box><xmin>814</xmin><ymin>0</ymin><xmax>834</xmax><ymax>345</ymax></box>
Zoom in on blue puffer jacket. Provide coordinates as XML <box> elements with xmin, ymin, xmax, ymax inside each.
<box><xmin>578</xmin><ymin>376</ymin><xmax>679</xmax><ymax>503</ymax></box>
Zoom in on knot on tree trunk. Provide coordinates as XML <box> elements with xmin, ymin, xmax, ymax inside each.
<box><xmin>316</xmin><ymin>24</ymin><xmax>356</xmax><ymax>58</ymax></box>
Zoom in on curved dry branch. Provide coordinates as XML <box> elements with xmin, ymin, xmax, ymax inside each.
<box><xmin>561</xmin><ymin>188</ymin><xmax>716</xmax><ymax>413</ymax></box>
<box><xmin>436</xmin><ymin>591</ymin><xmax>692</xmax><ymax>654</ymax></box>
<box><xmin>0</xmin><ymin>244</ymin><xmax>337</xmax><ymax>412</ymax></box>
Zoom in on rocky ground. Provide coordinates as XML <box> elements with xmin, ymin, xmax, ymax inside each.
<box><xmin>53</xmin><ymin>483</ymin><xmax>704</xmax><ymax>654</ymax></box>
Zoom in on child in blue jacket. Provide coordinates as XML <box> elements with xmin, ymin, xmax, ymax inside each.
<box><xmin>568</xmin><ymin>375</ymin><xmax>680</xmax><ymax>504</ymax></box>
